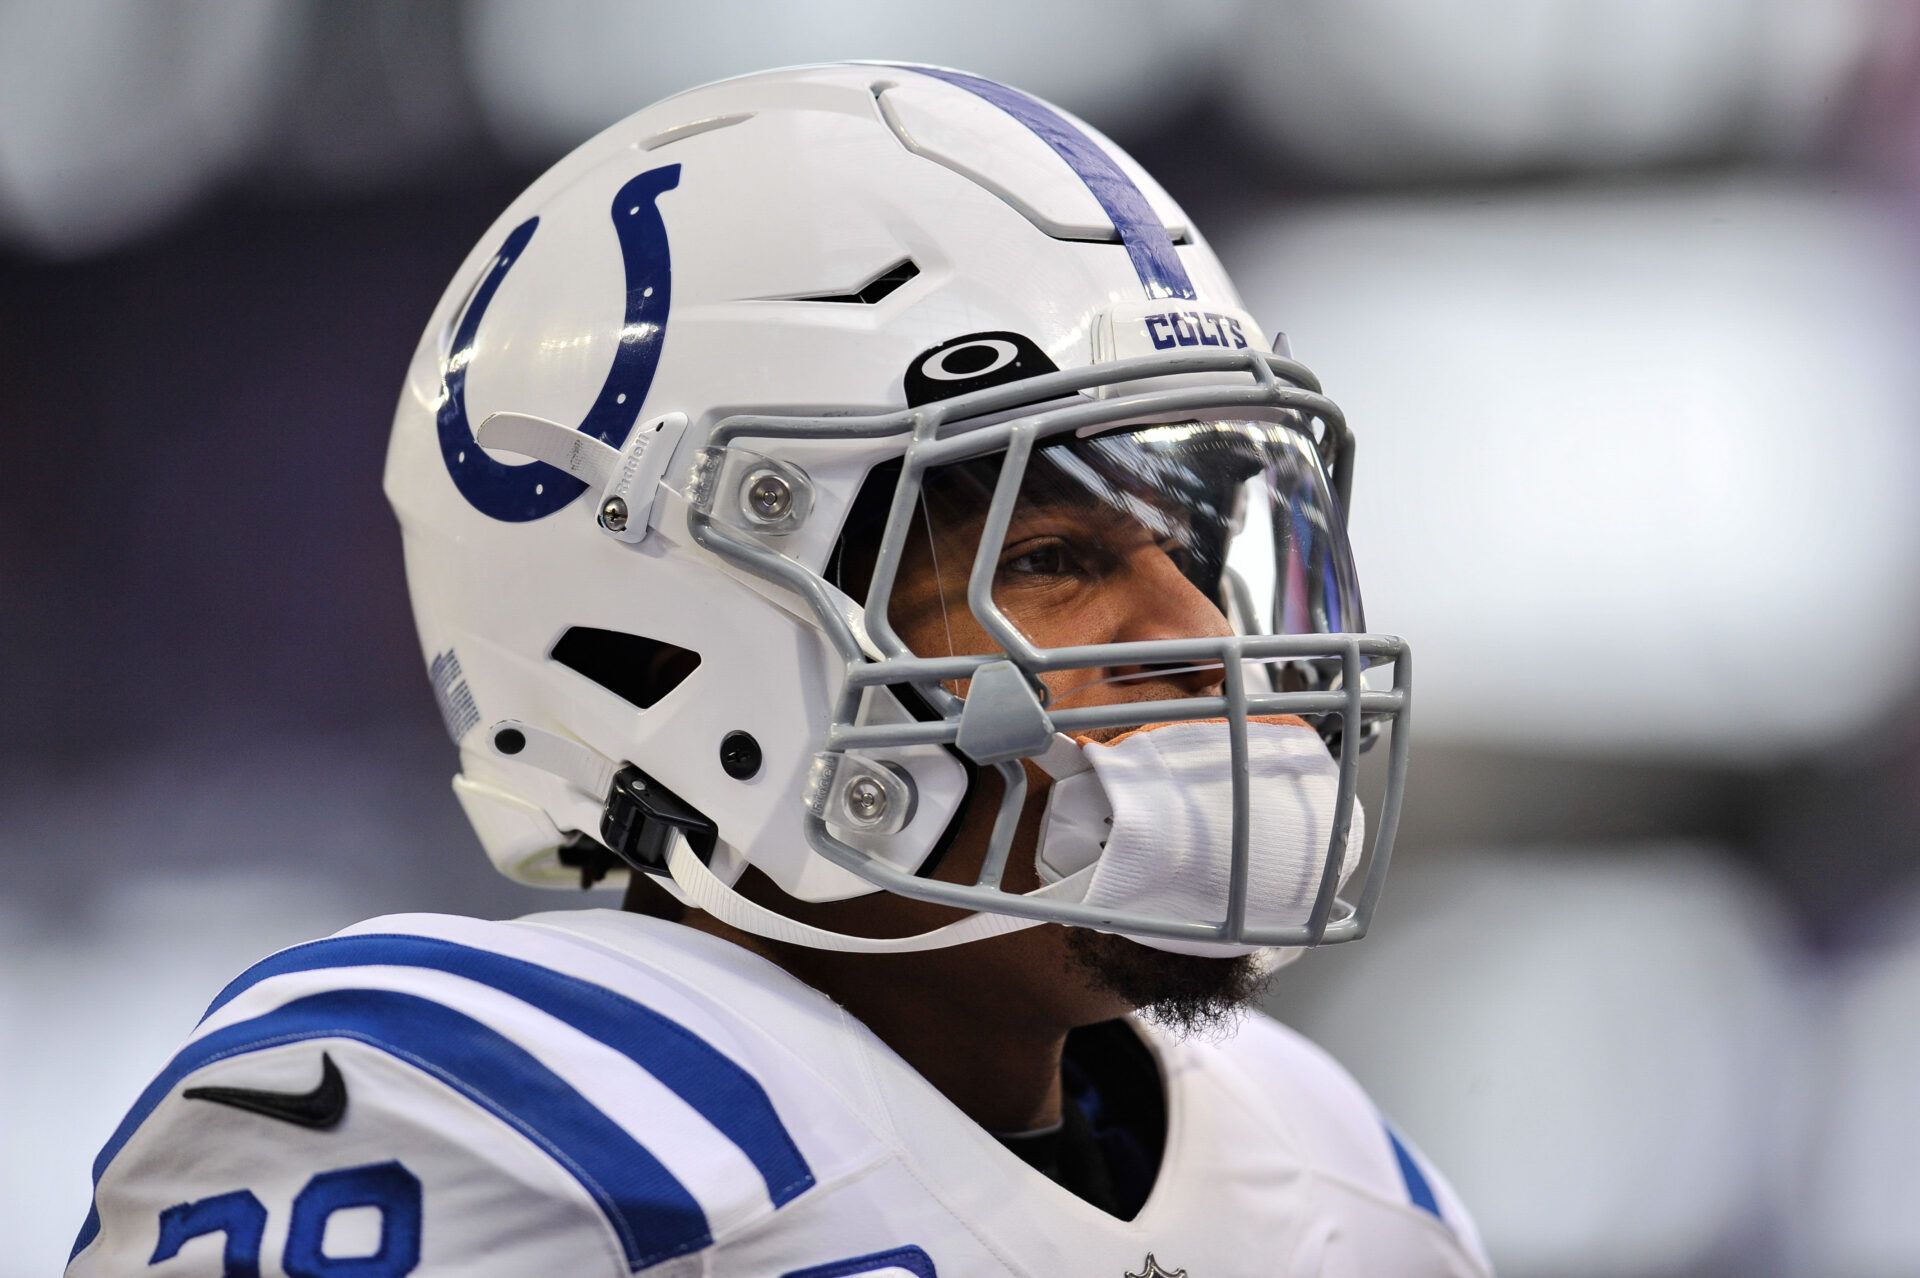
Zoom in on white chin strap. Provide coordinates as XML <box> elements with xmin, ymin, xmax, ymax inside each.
<box><xmin>481</xmin><ymin>717</ymin><xmax>1067</xmax><ymax>954</ymax></box>
<box><xmin>664</xmin><ymin>838</ymin><xmax>1302</xmax><ymax>972</ymax></box>
<box><xmin>664</xmin><ymin>835</ymin><xmax>1078</xmax><ymax>954</ymax></box>
<box><xmin>487</xmin><ymin>717</ymin><xmax>1319</xmax><ymax>962</ymax></box>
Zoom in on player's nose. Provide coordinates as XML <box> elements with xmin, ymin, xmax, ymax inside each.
<box><xmin>1106</xmin><ymin>547</ymin><xmax>1233</xmax><ymax>695</ymax></box>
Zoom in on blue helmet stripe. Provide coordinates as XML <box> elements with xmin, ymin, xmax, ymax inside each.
<box><xmin>897</xmin><ymin>65</ymin><xmax>1196</xmax><ymax>301</ymax></box>
<box><xmin>74</xmin><ymin>989</ymin><xmax>709</xmax><ymax>1271</ymax></box>
<box><xmin>199</xmin><ymin>933</ymin><xmax>814</xmax><ymax>1208</ymax></box>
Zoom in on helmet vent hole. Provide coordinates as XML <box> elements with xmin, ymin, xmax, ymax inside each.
<box><xmin>551</xmin><ymin>627</ymin><xmax>701</xmax><ymax>710</ymax></box>
<box><xmin>786</xmin><ymin>258</ymin><xmax>920</xmax><ymax>305</ymax></box>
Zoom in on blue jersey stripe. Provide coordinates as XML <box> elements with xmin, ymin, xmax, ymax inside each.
<box><xmin>783</xmin><ymin>1244</ymin><xmax>939</xmax><ymax>1278</ymax></box>
<box><xmin>74</xmin><ymin>989</ymin><xmax>707</xmax><ymax>1271</ymax></box>
<box><xmin>896</xmin><ymin>65</ymin><xmax>1196</xmax><ymax>301</ymax></box>
<box><xmin>199</xmin><ymin>932</ymin><xmax>814</xmax><ymax>1209</ymax></box>
<box><xmin>1385</xmin><ymin>1124</ymin><xmax>1443</xmax><ymax>1220</ymax></box>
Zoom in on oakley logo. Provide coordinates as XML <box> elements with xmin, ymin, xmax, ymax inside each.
<box><xmin>1144</xmin><ymin>309</ymin><xmax>1247</xmax><ymax>351</ymax></box>
<box><xmin>919</xmin><ymin>337</ymin><xmax>1020</xmax><ymax>381</ymax></box>
<box><xmin>903</xmin><ymin>330</ymin><xmax>1059</xmax><ymax>408</ymax></box>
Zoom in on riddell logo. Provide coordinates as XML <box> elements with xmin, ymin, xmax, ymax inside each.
<box><xmin>1125</xmin><ymin>1255</ymin><xmax>1188</xmax><ymax>1278</ymax></box>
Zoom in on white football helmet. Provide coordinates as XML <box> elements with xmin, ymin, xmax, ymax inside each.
<box><xmin>385</xmin><ymin>62</ymin><xmax>1409</xmax><ymax>954</ymax></box>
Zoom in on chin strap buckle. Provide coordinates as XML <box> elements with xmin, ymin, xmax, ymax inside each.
<box><xmin>601</xmin><ymin>764</ymin><xmax>717</xmax><ymax>875</ymax></box>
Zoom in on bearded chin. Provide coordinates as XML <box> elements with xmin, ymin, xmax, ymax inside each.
<box><xmin>1062</xmin><ymin>927</ymin><xmax>1277</xmax><ymax>1040</ymax></box>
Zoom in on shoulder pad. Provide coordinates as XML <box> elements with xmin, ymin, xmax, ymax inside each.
<box><xmin>1207</xmin><ymin>1012</ymin><xmax>1492</xmax><ymax>1271</ymax></box>
<box><xmin>70</xmin><ymin>913</ymin><xmax>823</xmax><ymax>1276</ymax></box>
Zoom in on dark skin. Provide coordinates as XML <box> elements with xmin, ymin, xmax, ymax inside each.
<box><xmin>626</xmin><ymin>464</ymin><xmax>1265</xmax><ymax>1134</ymax></box>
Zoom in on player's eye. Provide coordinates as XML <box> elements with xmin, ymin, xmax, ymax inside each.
<box><xmin>998</xmin><ymin>537</ymin><xmax>1087</xmax><ymax>581</ymax></box>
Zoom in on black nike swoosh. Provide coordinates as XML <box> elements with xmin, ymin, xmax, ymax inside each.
<box><xmin>184</xmin><ymin>1052</ymin><xmax>347</xmax><ymax>1129</ymax></box>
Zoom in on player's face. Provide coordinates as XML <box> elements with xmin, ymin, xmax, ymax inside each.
<box><xmin>881</xmin><ymin>435</ymin><xmax>1271</xmax><ymax>1031</ymax></box>
<box><xmin>886</xmin><ymin>429</ymin><xmax>1238</xmax><ymax>713</ymax></box>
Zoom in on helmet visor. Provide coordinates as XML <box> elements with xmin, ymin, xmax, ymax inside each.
<box><xmin>884</xmin><ymin>419</ymin><xmax>1364</xmax><ymax>702</ymax></box>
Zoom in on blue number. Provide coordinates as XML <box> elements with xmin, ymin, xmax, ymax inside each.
<box><xmin>150</xmin><ymin>1190</ymin><xmax>267</xmax><ymax>1277</ymax></box>
<box><xmin>148</xmin><ymin>1164</ymin><xmax>419</xmax><ymax>1277</ymax></box>
<box><xmin>284</xmin><ymin>1162</ymin><xmax>423</xmax><ymax>1277</ymax></box>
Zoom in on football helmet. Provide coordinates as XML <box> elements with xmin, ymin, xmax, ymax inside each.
<box><xmin>385</xmin><ymin>63</ymin><xmax>1409</xmax><ymax>953</ymax></box>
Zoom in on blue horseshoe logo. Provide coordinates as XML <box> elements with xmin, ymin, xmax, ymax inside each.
<box><xmin>435</xmin><ymin>164</ymin><xmax>681</xmax><ymax>521</ymax></box>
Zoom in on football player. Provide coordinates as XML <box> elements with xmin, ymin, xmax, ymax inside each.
<box><xmin>71</xmin><ymin>64</ymin><xmax>1491</xmax><ymax>1277</ymax></box>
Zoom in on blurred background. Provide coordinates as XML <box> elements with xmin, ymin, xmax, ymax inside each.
<box><xmin>4</xmin><ymin>1</ymin><xmax>1919</xmax><ymax>1274</ymax></box>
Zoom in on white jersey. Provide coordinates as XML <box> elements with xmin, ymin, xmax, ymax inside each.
<box><xmin>72</xmin><ymin>910</ymin><xmax>1491</xmax><ymax>1277</ymax></box>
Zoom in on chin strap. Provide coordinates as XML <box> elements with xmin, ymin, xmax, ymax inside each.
<box><xmin>662</xmin><ymin>835</ymin><xmax>1095</xmax><ymax>954</ymax></box>
<box><xmin>486</xmin><ymin>717</ymin><xmax>1298</xmax><ymax>960</ymax></box>
<box><xmin>666</xmin><ymin>837</ymin><xmax>1301</xmax><ymax>969</ymax></box>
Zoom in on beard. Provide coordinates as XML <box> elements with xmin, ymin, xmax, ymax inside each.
<box><xmin>1062</xmin><ymin>927</ymin><xmax>1277</xmax><ymax>1040</ymax></box>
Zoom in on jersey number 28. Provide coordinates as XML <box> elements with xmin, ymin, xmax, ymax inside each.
<box><xmin>150</xmin><ymin>1161</ymin><xmax>420</xmax><ymax>1277</ymax></box>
